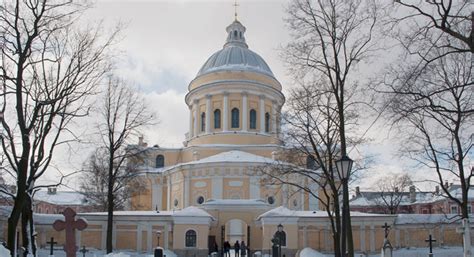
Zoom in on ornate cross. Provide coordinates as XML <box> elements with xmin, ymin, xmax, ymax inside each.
<box><xmin>382</xmin><ymin>222</ymin><xmax>391</xmax><ymax>238</ymax></box>
<box><xmin>48</xmin><ymin>237</ymin><xmax>57</xmax><ymax>256</ymax></box>
<box><xmin>53</xmin><ymin>208</ymin><xmax>88</xmax><ymax>257</ymax></box>
<box><xmin>79</xmin><ymin>246</ymin><xmax>89</xmax><ymax>257</ymax></box>
<box><xmin>425</xmin><ymin>234</ymin><xmax>437</xmax><ymax>256</ymax></box>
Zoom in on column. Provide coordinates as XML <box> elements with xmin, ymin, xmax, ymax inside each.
<box><xmin>184</xmin><ymin>176</ymin><xmax>190</xmax><ymax>207</ymax></box>
<box><xmin>193</xmin><ymin>99</ymin><xmax>199</xmax><ymax>136</ymax></box>
<box><xmin>259</xmin><ymin>95</ymin><xmax>265</xmax><ymax>133</ymax></box>
<box><xmin>164</xmin><ymin>223</ymin><xmax>169</xmax><ymax>250</ymax></box>
<box><xmin>303</xmin><ymin>227</ymin><xmax>308</xmax><ymax>248</ymax></box>
<box><xmin>370</xmin><ymin>225</ymin><xmax>375</xmax><ymax>252</ymax></box>
<box><xmin>166</xmin><ymin>177</ymin><xmax>171</xmax><ymax>210</ymax></box>
<box><xmin>271</xmin><ymin>101</ymin><xmax>277</xmax><ymax>134</ymax></box>
<box><xmin>242</xmin><ymin>92</ymin><xmax>248</xmax><ymax>131</ymax></box>
<box><xmin>101</xmin><ymin>222</ymin><xmax>107</xmax><ymax>249</ymax></box>
<box><xmin>205</xmin><ymin>94</ymin><xmax>211</xmax><ymax>133</ymax></box>
<box><xmin>188</xmin><ymin>106</ymin><xmax>193</xmax><ymax>139</ymax></box>
<box><xmin>223</xmin><ymin>92</ymin><xmax>229</xmax><ymax>131</ymax></box>
<box><xmin>147</xmin><ymin>227</ymin><xmax>152</xmax><ymax>252</ymax></box>
<box><xmin>212</xmin><ymin>176</ymin><xmax>223</xmax><ymax>199</ymax></box>
<box><xmin>152</xmin><ymin>181</ymin><xmax>162</xmax><ymax>211</ymax></box>
<box><xmin>137</xmin><ymin>225</ymin><xmax>142</xmax><ymax>252</ymax></box>
<box><xmin>360</xmin><ymin>224</ymin><xmax>366</xmax><ymax>252</ymax></box>
<box><xmin>249</xmin><ymin>176</ymin><xmax>260</xmax><ymax>199</ymax></box>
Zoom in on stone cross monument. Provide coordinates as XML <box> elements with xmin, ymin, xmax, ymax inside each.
<box><xmin>53</xmin><ymin>208</ymin><xmax>88</xmax><ymax>257</ymax></box>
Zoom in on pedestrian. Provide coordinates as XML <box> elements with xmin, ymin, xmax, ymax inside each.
<box><xmin>224</xmin><ymin>241</ymin><xmax>230</xmax><ymax>257</ymax></box>
<box><xmin>234</xmin><ymin>240</ymin><xmax>240</xmax><ymax>257</ymax></box>
<box><xmin>241</xmin><ymin>241</ymin><xmax>247</xmax><ymax>257</ymax></box>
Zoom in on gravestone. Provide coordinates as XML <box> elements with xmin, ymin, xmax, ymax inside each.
<box><xmin>53</xmin><ymin>207</ymin><xmax>88</xmax><ymax>257</ymax></box>
<box><xmin>381</xmin><ymin>223</ymin><xmax>393</xmax><ymax>257</ymax></box>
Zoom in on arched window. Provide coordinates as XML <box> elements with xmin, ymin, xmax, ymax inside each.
<box><xmin>234</xmin><ymin>30</ymin><xmax>238</xmax><ymax>38</ymax></box>
<box><xmin>306</xmin><ymin>155</ymin><xmax>316</xmax><ymax>170</ymax></box>
<box><xmin>214</xmin><ymin>109</ymin><xmax>221</xmax><ymax>129</ymax></box>
<box><xmin>201</xmin><ymin>112</ymin><xmax>205</xmax><ymax>132</ymax></box>
<box><xmin>185</xmin><ymin>230</ymin><xmax>197</xmax><ymax>247</ymax></box>
<box><xmin>231</xmin><ymin>108</ymin><xmax>239</xmax><ymax>128</ymax></box>
<box><xmin>274</xmin><ymin>230</ymin><xmax>287</xmax><ymax>247</ymax></box>
<box><xmin>265</xmin><ymin>112</ymin><xmax>270</xmax><ymax>133</ymax></box>
<box><xmin>156</xmin><ymin>155</ymin><xmax>164</xmax><ymax>168</ymax></box>
<box><xmin>249</xmin><ymin>109</ymin><xmax>257</xmax><ymax>129</ymax></box>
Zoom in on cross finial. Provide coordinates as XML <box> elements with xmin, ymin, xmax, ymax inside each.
<box><xmin>233</xmin><ymin>0</ymin><xmax>239</xmax><ymax>21</ymax></box>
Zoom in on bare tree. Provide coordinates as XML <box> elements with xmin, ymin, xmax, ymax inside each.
<box><xmin>79</xmin><ymin>147</ymin><xmax>147</xmax><ymax>212</ymax></box>
<box><xmin>94</xmin><ymin>76</ymin><xmax>154</xmax><ymax>253</ymax></box>
<box><xmin>371</xmin><ymin>173</ymin><xmax>413</xmax><ymax>214</ymax></box>
<box><xmin>382</xmin><ymin>38</ymin><xmax>473</xmax><ymax>257</ymax></box>
<box><xmin>392</xmin><ymin>0</ymin><xmax>473</xmax><ymax>61</ymax></box>
<box><xmin>0</xmin><ymin>0</ymin><xmax>117</xmax><ymax>255</ymax></box>
<box><xmin>282</xmin><ymin>0</ymin><xmax>381</xmax><ymax>256</ymax></box>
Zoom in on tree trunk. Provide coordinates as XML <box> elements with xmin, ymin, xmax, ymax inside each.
<box><xmin>106</xmin><ymin>155</ymin><xmax>115</xmax><ymax>253</ymax></box>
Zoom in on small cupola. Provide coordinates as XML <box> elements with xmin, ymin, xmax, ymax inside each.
<box><xmin>224</xmin><ymin>20</ymin><xmax>248</xmax><ymax>48</ymax></box>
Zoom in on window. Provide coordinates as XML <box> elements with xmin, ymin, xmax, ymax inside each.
<box><xmin>197</xmin><ymin>196</ymin><xmax>205</xmax><ymax>205</ymax></box>
<box><xmin>249</xmin><ymin>109</ymin><xmax>257</xmax><ymax>129</ymax></box>
<box><xmin>214</xmin><ymin>109</ymin><xmax>221</xmax><ymax>129</ymax></box>
<box><xmin>306</xmin><ymin>155</ymin><xmax>316</xmax><ymax>170</ymax></box>
<box><xmin>156</xmin><ymin>155</ymin><xmax>164</xmax><ymax>168</ymax></box>
<box><xmin>185</xmin><ymin>230</ymin><xmax>197</xmax><ymax>247</ymax></box>
<box><xmin>265</xmin><ymin>112</ymin><xmax>270</xmax><ymax>132</ymax></box>
<box><xmin>231</xmin><ymin>108</ymin><xmax>240</xmax><ymax>128</ymax></box>
<box><xmin>468</xmin><ymin>205</ymin><xmax>472</xmax><ymax>214</ymax></box>
<box><xmin>274</xmin><ymin>230</ymin><xmax>286</xmax><ymax>247</ymax></box>
<box><xmin>201</xmin><ymin>112</ymin><xmax>206</xmax><ymax>132</ymax></box>
<box><xmin>450</xmin><ymin>205</ymin><xmax>458</xmax><ymax>214</ymax></box>
<box><xmin>267</xmin><ymin>196</ymin><xmax>275</xmax><ymax>205</ymax></box>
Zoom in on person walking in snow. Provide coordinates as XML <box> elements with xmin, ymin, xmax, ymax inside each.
<box><xmin>240</xmin><ymin>241</ymin><xmax>247</xmax><ymax>257</ymax></box>
<box><xmin>234</xmin><ymin>240</ymin><xmax>240</xmax><ymax>257</ymax></box>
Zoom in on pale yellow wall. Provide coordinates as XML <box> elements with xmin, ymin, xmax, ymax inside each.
<box><xmin>172</xmin><ymin>224</ymin><xmax>209</xmax><ymax>249</ymax></box>
<box><xmin>190</xmin><ymin>178</ymin><xmax>213</xmax><ymax>205</ymax></box>
<box><xmin>223</xmin><ymin>177</ymin><xmax>250</xmax><ymax>199</ymax></box>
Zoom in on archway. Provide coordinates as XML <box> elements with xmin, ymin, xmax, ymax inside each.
<box><xmin>224</xmin><ymin>219</ymin><xmax>249</xmax><ymax>257</ymax></box>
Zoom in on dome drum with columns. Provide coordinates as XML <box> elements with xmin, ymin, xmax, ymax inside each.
<box><xmin>185</xmin><ymin>20</ymin><xmax>285</xmax><ymax>147</ymax></box>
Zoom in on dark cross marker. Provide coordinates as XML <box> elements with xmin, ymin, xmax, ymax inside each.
<box><xmin>425</xmin><ymin>234</ymin><xmax>437</xmax><ymax>257</ymax></box>
<box><xmin>79</xmin><ymin>246</ymin><xmax>88</xmax><ymax>257</ymax></box>
<box><xmin>48</xmin><ymin>237</ymin><xmax>58</xmax><ymax>256</ymax></box>
<box><xmin>382</xmin><ymin>222</ymin><xmax>391</xmax><ymax>238</ymax></box>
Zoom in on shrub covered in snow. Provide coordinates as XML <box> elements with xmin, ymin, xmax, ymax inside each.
<box><xmin>298</xmin><ymin>248</ymin><xmax>325</xmax><ymax>257</ymax></box>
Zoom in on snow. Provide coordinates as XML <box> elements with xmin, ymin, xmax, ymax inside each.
<box><xmin>188</xmin><ymin>150</ymin><xmax>276</xmax><ymax>164</ymax></box>
<box><xmin>36</xmin><ymin>248</ymin><xmax>177</xmax><ymax>257</ymax></box>
<box><xmin>395</xmin><ymin>214</ymin><xmax>461</xmax><ymax>224</ymax></box>
<box><xmin>258</xmin><ymin>206</ymin><xmax>392</xmax><ymax>219</ymax></box>
<box><xmin>0</xmin><ymin>244</ymin><xmax>10</xmax><ymax>257</ymax></box>
<box><xmin>203</xmin><ymin>199</ymin><xmax>268</xmax><ymax>206</ymax></box>
<box><xmin>174</xmin><ymin>206</ymin><xmax>214</xmax><ymax>218</ymax></box>
<box><xmin>298</xmin><ymin>248</ymin><xmax>325</xmax><ymax>257</ymax></box>
<box><xmin>34</xmin><ymin>190</ymin><xmax>86</xmax><ymax>206</ymax></box>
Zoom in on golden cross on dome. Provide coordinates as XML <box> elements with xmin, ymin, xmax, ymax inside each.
<box><xmin>233</xmin><ymin>0</ymin><xmax>239</xmax><ymax>21</ymax></box>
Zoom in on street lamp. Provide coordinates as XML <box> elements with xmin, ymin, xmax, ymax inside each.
<box><xmin>277</xmin><ymin>224</ymin><xmax>283</xmax><ymax>257</ymax></box>
<box><xmin>156</xmin><ymin>230</ymin><xmax>162</xmax><ymax>247</ymax></box>
<box><xmin>335</xmin><ymin>155</ymin><xmax>354</xmax><ymax>257</ymax></box>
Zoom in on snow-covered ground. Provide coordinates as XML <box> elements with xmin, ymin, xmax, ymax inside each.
<box><xmin>298</xmin><ymin>247</ymin><xmax>465</xmax><ymax>257</ymax></box>
<box><xmin>32</xmin><ymin>247</ymin><xmax>465</xmax><ymax>257</ymax></box>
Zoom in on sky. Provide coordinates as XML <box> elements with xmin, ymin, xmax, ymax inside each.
<box><xmin>40</xmin><ymin>0</ymin><xmax>447</xmax><ymax>192</ymax></box>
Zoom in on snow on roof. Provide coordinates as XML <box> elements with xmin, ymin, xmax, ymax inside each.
<box><xmin>258</xmin><ymin>206</ymin><xmax>392</xmax><ymax>220</ymax></box>
<box><xmin>395</xmin><ymin>214</ymin><xmax>463</xmax><ymax>225</ymax></box>
<box><xmin>203</xmin><ymin>199</ymin><xmax>269</xmax><ymax>207</ymax></box>
<box><xmin>189</xmin><ymin>150</ymin><xmax>276</xmax><ymax>164</ymax></box>
<box><xmin>34</xmin><ymin>190</ymin><xmax>87</xmax><ymax>206</ymax></box>
<box><xmin>174</xmin><ymin>206</ymin><xmax>214</xmax><ymax>219</ymax></box>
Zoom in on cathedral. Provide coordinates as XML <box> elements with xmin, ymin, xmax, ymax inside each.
<box><xmin>5</xmin><ymin>18</ymin><xmax>463</xmax><ymax>257</ymax></box>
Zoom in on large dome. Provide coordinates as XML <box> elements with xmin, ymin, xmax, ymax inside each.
<box><xmin>196</xmin><ymin>20</ymin><xmax>275</xmax><ymax>78</ymax></box>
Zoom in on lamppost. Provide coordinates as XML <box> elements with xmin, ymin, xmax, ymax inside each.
<box><xmin>336</xmin><ymin>155</ymin><xmax>354</xmax><ymax>257</ymax></box>
<box><xmin>277</xmin><ymin>224</ymin><xmax>283</xmax><ymax>257</ymax></box>
<box><xmin>156</xmin><ymin>230</ymin><xmax>162</xmax><ymax>247</ymax></box>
